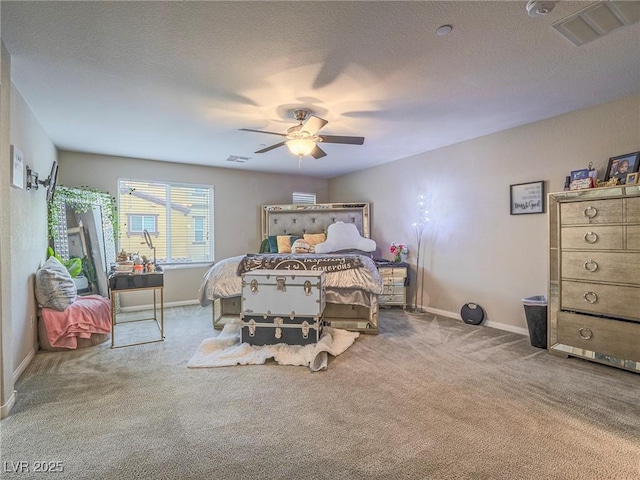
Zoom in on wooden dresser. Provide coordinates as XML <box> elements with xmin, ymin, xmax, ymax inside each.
<box><xmin>548</xmin><ymin>185</ymin><xmax>640</xmax><ymax>373</ymax></box>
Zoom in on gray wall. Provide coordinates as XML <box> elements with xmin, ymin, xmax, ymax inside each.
<box><xmin>58</xmin><ymin>151</ymin><xmax>330</xmax><ymax>306</ymax></box>
<box><xmin>1</xmin><ymin>43</ymin><xmax>58</xmax><ymax>417</ymax></box>
<box><xmin>329</xmin><ymin>94</ymin><xmax>640</xmax><ymax>333</ymax></box>
<box><xmin>0</xmin><ymin>40</ymin><xmax>14</xmax><ymax>417</ymax></box>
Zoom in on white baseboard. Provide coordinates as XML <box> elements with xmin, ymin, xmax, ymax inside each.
<box><xmin>13</xmin><ymin>347</ymin><xmax>36</xmax><ymax>382</ymax></box>
<box><xmin>120</xmin><ymin>299</ymin><xmax>199</xmax><ymax>313</ymax></box>
<box><xmin>1</xmin><ymin>390</ymin><xmax>16</xmax><ymax>419</ymax></box>
<box><xmin>484</xmin><ymin>320</ymin><xmax>529</xmax><ymax>336</ymax></box>
<box><xmin>422</xmin><ymin>306</ymin><xmax>529</xmax><ymax>337</ymax></box>
<box><xmin>423</xmin><ymin>306</ymin><xmax>462</xmax><ymax>321</ymax></box>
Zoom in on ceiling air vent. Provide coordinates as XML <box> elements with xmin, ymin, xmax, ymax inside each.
<box><xmin>553</xmin><ymin>1</ymin><xmax>640</xmax><ymax>46</ymax></box>
<box><xmin>226</xmin><ymin>155</ymin><xmax>250</xmax><ymax>163</ymax></box>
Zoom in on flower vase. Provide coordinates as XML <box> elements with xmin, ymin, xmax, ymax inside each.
<box><xmin>394</xmin><ymin>253</ymin><xmax>402</xmax><ymax>263</ymax></box>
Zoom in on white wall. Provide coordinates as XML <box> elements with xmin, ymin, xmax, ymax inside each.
<box><xmin>329</xmin><ymin>94</ymin><xmax>640</xmax><ymax>332</ymax></box>
<box><xmin>0</xmin><ymin>40</ymin><xmax>14</xmax><ymax>418</ymax></box>
<box><xmin>58</xmin><ymin>152</ymin><xmax>330</xmax><ymax>305</ymax></box>
<box><xmin>1</xmin><ymin>41</ymin><xmax>57</xmax><ymax>418</ymax></box>
<box><xmin>9</xmin><ymin>84</ymin><xmax>58</xmax><ymax>375</ymax></box>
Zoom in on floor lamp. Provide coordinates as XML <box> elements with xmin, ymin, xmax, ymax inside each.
<box><xmin>412</xmin><ymin>195</ymin><xmax>429</xmax><ymax>313</ymax></box>
<box><xmin>412</xmin><ymin>223</ymin><xmax>424</xmax><ymax>312</ymax></box>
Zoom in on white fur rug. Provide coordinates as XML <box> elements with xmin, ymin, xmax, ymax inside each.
<box><xmin>187</xmin><ymin>323</ymin><xmax>359</xmax><ymax>372</ymax></box>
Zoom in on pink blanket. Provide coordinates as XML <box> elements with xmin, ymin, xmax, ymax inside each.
<box><xmin>41</xmin><ymin>295</ymin><xmax>112</xmax><ymax>349</ymax></box>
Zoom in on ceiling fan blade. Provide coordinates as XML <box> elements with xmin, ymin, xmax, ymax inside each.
<box><xmin>239</xmin><ymin>128</ymin><xmax>287</xmax><ymax>137</ymax></box>
<box><xmin>301</xmin><ymin>115</ymin><xmax>328</xmax><ymax>135</ymax></box>
<box><xmin>255</xmin><ymin>142</ymin><xmax>286</xmax><ymax>154</ymax></box>
<box><xmin>318</xmin><ymin>135</ymin><xmax>365</xmax><ymax>145</ymax></box>
<box><xmin>310</xmin><ymin>145</ymin><xmax>327</xmax><ymax>159</ymax></box>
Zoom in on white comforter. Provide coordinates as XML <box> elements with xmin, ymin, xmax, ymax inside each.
<box><xmin>198</xmin><ymin>254</ymin><xmax>383</xmax><ymax>307</ymax></box>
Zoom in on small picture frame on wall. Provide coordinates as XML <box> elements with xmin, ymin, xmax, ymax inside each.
<box><xmin>10</xmin><ymin>145</ymin><xmax>24</xmax><ymax>189</ymax></box>
<box><xmin>626</xmin><ymin>172</ymin><xmax>639</xmax><ymax>185</ymax></box>
<box><xmin>510</xmin><ymin>180</ymin><xmax>545</xmax><ymax>215</ymax></box>
<box><xmin>604</xmin><ymin>151</ymin><xmax>640</xmax><ymax>185</ymax></box>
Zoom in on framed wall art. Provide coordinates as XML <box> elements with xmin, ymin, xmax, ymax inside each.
<box><xmin>604</xmin><ymin>151</ymin><xmax>640</xmax><ymax>185</ymax></box>
<box><xmin>10</xmin><ymin>145</ymin><xmax>24</xmax><ymax>189</ymax></box>
<box><xmin>510</xmin><ymin>180</ymin><xmax>545</xmax><ymax>215</ymax></box>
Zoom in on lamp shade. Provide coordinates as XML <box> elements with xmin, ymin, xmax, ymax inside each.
<box><xmin>286</xmin><ymin>138</ymin><xmax>315</xmax><ymax>157</ymax></box>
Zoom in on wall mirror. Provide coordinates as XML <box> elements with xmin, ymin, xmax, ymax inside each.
<box><xmin>48</xmin><ymin>186</ymin><xmax>117</xmax><ymax>297</ymax></box>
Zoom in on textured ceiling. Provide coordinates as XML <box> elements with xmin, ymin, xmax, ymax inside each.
<box><xmin>2</xmin><ymin>1</ymin><xmax>639</xmax><ymax>178</ymax></box>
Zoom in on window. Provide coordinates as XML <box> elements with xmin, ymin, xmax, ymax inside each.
<box><xmin>292</xmin><ymin>192</ymin><xmax>316</xmax><ymax>204</ymax></box>
<box><xmin>193</xmin><ymin>216</ymin><xmax>205</xmax><ymax>243</ymax></box>
<box><xmin>128</xmin><ymin>214</ymin><xmax>158</xmax><ymax>236</ymax></box>
<box><xmin>118</xmin><ymin>179</ymin><xmax>214</xmax><ymax>265</ymax></box>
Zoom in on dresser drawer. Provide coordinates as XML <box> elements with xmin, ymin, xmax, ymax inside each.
<box><xmin>561</xmin><ymin>280</ymin><xmax>640</xmax><ymax>321</ymax></box>
<box><xmin>560</xmin><ymin>226</ymin><xmax>623</xmax><ymax>250</ymax></box>
<box><xmin>379</xmin><ymin>293</ymin><xmax>405</xmax><ymax>305</ymax></box>
<box><xmin>560</xmin><ymin>199</ymin><xmax>622</xmax><ymax>225</ymax></box>
<box><xmin>626</xmin><ymin>197</ymin><xmax>640</xmax><ymax>223</ymax></box>
<box><xmin>378</xmin><ymin>266</ymin><xmax>407</xmax><ymax>278</ymax></box>
<box><xmin>382</xmin><ymin>276</ymin><xmax>405</xmax><ymax>286</ymax></box>
<box><xmin>561</xmin><ymin>251</ymin><xmax>640</xmax><ymax>285</ymax></box>
<box><xmin>628</xmin><ymin>225</ymin><xmax>640</xmax><ymax>250</ymax></box>
<box><xmin>382</xmin><ymin>284</ymin><xmax>405</xmax><ymax>295</ymax></box>
<box><xmin>556</xmin><ymin>311</ymin><xmax>640</xmax><ymax>362</ymax></box>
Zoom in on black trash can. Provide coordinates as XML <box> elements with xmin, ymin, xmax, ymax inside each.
<box><xmin>522</xmin><ymin>295</ymin><xmax>548</xmax><ymax>348</ymax></box>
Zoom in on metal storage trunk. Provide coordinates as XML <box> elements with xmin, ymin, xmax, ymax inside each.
<box><xmin>241</xmin><ymin>270</ymin><xmax>326</xmax><ymax>317</ymax></box>
<box><xmin>241</xmin><ymin>315</ymin><xmax>322</xmax><ymax>345</ymax></box>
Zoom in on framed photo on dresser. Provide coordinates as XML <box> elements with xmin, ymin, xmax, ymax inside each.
<box><xmin>604</xmin><ymin>151</ymin><xmax>640</xmax><ymax>184</ymax></box>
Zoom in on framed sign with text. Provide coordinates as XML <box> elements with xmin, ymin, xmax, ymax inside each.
<box><xmin>10</xmin><ymin>145</ymin><xmax>24</xmax><ymax>189</ymax></box>
<box><xmin>510</xmin><ymin>180</ymin><xmax>545</xmax><ymax>215</ymax></box>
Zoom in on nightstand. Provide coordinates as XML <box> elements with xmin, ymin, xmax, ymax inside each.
<box><xmin>375</xmin><ymin>261</ymin><xmax>408</xmax><ymax>309</ymax></box>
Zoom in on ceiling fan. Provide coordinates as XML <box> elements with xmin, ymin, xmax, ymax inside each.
<box><xmin>240</xmin><ymin>109</ymin><xmax>365</xmax><ymax>160</ymax></box>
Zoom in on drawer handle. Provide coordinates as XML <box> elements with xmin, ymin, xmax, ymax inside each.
<box><xmin>579</xmin><ymin>328</ymin><xmax>593</xmax><ymax>340</ymax></box>
<box><xmin>583</xmin><ymin>231</ymin><xmax>598</xmax><ymax>244</ymax></box>
<box><xmin>583</xmin><ymin>206</ymin><xmax>598</xmax><ymax>219</ymax></box>
<box><xmin>583</xmin><ymin>291</ymin><xmax>598</xmax><ymax>304</ymax></box>
<box><xmin>583</xmin><ymin>260</ymin><xmax>598</xmax><ymax>272</ymax></box>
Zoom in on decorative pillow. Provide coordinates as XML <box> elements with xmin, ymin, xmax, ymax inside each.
<box><xmin>267</xmin><ymin>235</ymin><xmax>279</xmax><ymax>253</ymax></box>
<box><xmin>314</xmin><ymin>221</ymin><xmax>377</xmax><ymax>254</ymax></box>
<box><xmin>277</xmin><ymin>235</ymin><xmax>297</xmax><ymax>254</ymax></box>
<box><xmin>35</xmin><ymin>256</ymin><xmax>78</xmax><ymax>311</ymax></box>
<box><xmin>259</xmin><ymin>238</ymin><xmax>271</xmax><ymax>253</ymax></box>
<box><xmin>303</xmin><ymin>233</ymin><xmax>326</xmax><ymax>246</ymax></box>
<box><xmin>291</xmin><ymin>239</ymin><xmax>311</xmax><ymax>254</ymax></box>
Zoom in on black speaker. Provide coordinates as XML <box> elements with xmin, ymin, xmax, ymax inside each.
<box><xmin>460</xmin><ymin>303</ymin><xmax>485</xmax><ymax>325</ymax></box>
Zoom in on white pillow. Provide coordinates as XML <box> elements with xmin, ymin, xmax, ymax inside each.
<box><xmin>291</xmin><ymin>239</ymin><xmax>311</xmax><ymax>254</ymax></box>
<box><xmin>35</xmin><ymin>256</ymin><xmax>78</xmax><ymax>311</ymax></box>
<box><xmin>314</xmin><ymin>221</ymin><xmax>376</xmax><ymax>254</ymax></box>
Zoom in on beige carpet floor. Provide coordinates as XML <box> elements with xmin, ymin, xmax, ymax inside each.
<box><xmin>1</xmin><ymin>305</ymin><xmax>639</xmax><ymax>479</ymax></box>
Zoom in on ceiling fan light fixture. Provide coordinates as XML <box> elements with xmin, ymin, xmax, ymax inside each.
<box><xmin>286</xmin><ymin>138</ymin><xmax>316</xmax><ymax>157</ymax></box>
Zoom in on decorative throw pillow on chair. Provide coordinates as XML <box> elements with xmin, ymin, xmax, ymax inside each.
<box><xmin>35</xmin><ymin>256</ymin><xmax>78</xmax><ymax>311</ymax></box>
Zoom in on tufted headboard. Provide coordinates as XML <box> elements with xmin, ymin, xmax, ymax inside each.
<box><xmin>261</xmin><ymin>203</ymin><xmax>371</xmax><ymax>239</ymax></box>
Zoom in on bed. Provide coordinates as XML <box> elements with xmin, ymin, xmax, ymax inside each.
<box><xmin>198</xmin><ymin>202</ymin><xmax>383</xmax><ymax>334</ymax></box>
